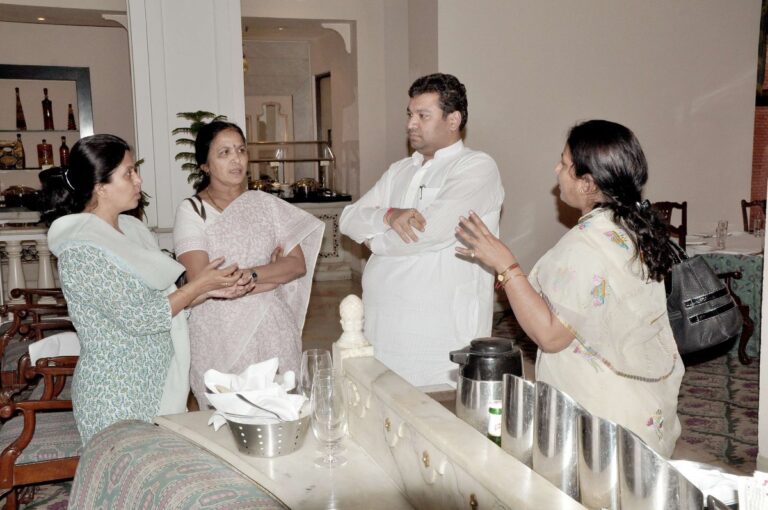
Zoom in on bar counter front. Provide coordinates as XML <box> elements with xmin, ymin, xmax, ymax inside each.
<box><xmin>155</xmin><ymin>356</ymin><xmax>585</xmax><ymax>510</ymax></box>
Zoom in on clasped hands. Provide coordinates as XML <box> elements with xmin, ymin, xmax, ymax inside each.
<box><xmin>198</xmin><ymin>246</ymin><xmax>285</xmax><ymax>300</ymax></box>
<box><xmin>384</xmin><ymin>207</ymin><xmax>427</xmax><ymax>243</ymax></box>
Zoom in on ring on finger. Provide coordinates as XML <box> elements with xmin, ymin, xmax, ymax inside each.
<box><xmin>470</xmin><ymin>250</ymin><xmax>475</xmax><ymax>259</ymax></box>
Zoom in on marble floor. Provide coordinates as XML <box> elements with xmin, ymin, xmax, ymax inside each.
<box><xmin>304</xmin><ymin>279</ymin><xmax>749</xmax><ymax>475</ymax></box>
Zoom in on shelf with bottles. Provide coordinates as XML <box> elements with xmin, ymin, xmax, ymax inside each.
<box><xmin>0</xmin><ymin>129</ymin><xmax>79</xmax><ymax>134</ymax></box>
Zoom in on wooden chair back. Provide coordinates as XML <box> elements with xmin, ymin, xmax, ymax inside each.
<box><xmin>652</xmin><ymin>201</ymin><xmax>688</xmax><ymax>250</ymax></box>
<box><xmin>740</xmin><ymin>199</ymin><xmax>766</xmax><ymax>232</ymax></box>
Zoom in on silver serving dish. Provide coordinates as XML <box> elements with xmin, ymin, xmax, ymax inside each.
<box><xmin>226</xmin><ymin>415</ymin><xmax>310</xmax><ymax>457</ymax></box>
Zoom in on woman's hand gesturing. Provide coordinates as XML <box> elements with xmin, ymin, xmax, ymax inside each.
<box><xmin>455</xmin><ymin>211</ymin><xmax>517</xmax><ymax>273</ymax></box>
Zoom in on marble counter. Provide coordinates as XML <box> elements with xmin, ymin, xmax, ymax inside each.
<box><xmin>157</xmin><ymin>356</ymin><xmax>586</xmax><ymax>510</ymax></box>
<box><xmin>155</xmin><ymin>412</ymin><xmax>413</xmax><ymax>509</ymax></box>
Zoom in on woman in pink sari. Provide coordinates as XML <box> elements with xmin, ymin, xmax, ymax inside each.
<box><xmin>173</xmin><ymin>121</ymin><xmax>323</xmax><ymax>407</ymax></box>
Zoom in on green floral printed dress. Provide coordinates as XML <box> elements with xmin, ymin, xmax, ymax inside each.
<box><xmin>58</xmin><ymin>244</ymin><xmax>173</xmax><ymax>444</ymax></box>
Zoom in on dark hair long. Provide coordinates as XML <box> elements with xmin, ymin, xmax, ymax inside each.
<box><xmin>193</xmin><ymin>121</ymin><xmax>246</xmax><ymax>193</ymax></box>
<box><xmin>567</xmin><ymin>120</ymin><xmax>675</xmax><ymax>282</ymax></box>
<box><xmin>39</xmin><ymin>134</ymin><xmax>130</xmax><ymax>225</ymax></box>
<box><xmin>408</xmin><ymin>73</ymin><xmax>468</xmax><ymax>131</ymax></box>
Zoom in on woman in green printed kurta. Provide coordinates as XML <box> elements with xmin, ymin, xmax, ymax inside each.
<box><xmin>456</xmin><ymin>120</ymin><xmax>683</xmax><ymax>456</ymax></box>
<box><xmin>43</xmin><ymin>134</ymin><xmax>254</xmax><ymax>444</ymax></box>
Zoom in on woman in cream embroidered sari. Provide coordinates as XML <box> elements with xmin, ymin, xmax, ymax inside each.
<box><xmin>456</xmin><ymin>120</ymin><xmax>683</xmax><ymax>456</ymax></box>
<box><xmin>173</xmin><ymin>122</ymin><xmax>323</xmax><ymax>407</ymax></box>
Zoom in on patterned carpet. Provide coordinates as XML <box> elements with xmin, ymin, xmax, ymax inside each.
<box><xmin>676</xmin><ymin>346</ymin><xmax>760</xmax><ymax>474</ymax></box>
<box><xmin>492</xmin><ymin>310</ymin><xmax>760</xmax><ymax>475</ymax></box>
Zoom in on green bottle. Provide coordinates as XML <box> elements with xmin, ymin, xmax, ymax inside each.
<box><xmin>487</xmin><ymin>400</ymin><xmax>502</xmax><ymax>446</ymax></box>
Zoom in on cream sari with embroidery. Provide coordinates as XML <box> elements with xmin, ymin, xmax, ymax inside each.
<box><xmin>531</xmin><ymin>208</ymin><xmax>684</xmax><ymax>457</ymax></box>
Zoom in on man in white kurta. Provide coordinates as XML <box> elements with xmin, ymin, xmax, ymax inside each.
<box><xmin>340</xmin><ymin>73</ymin><xmax>504</xmax><ymax>387</ymax></box>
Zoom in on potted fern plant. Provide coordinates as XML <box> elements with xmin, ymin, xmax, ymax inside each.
<box><xmin>171</xmin><ymin>111</ymin><xmax>227</xmax><ymax>189</ymax></box>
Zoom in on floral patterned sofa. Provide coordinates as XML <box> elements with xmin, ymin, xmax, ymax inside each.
<box><xmin>68</xmin><ymin>420</ymin><xmax>287</xmax><ymax>509</ymax></box>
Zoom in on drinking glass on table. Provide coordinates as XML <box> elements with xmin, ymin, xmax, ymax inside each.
<box><xmin>299</xmin><ymin>349</ymin><xmax>332</xmax><ymax>398</ymax></box>
<box><xmin>753</xmin><ymin>218</ymin><xmax>765</xmax><ymax>238</ymax></box>
<box><xmin>311</xmin><ymin>371</ymin><xmax>348</xmax><ymax>468</ymax></box>
<box><xmin>715</xmin><ymin>220</ymin><xmax>728</xmax><ymax>249</ymax></box>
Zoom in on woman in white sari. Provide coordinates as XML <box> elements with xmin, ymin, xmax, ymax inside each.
<box><xmin>41</xmin><ymin>134</ymin><xmax>251</xmax><ymax>444</ymax></box>
<box><xmin>456</xmin><ymin>120</ymin><xmax>683</xmax><ymax>456</ymax></box>
<box><xmin>173</xmin><ymin>121</ymin><xmax>323</xmax><ymax>408</ymax></box>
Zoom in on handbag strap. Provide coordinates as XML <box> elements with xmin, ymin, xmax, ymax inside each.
<box><xmin>668</xmin><ymin>240</ymin><xmax>688</xmax><ymax>264</ymax></box>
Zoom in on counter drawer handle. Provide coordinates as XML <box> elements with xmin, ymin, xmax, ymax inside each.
<box><xmin>421</xmin><ymin>450</ymin><xmax>430</xmax><ymax>468</ymax></box>
<box><xmin>469</xmin><ymin>493</ymin><xmax>478</xmax><ymax>508</ymax></box>
<box><xmin>384</xmin><ymin>418</ymin><xmax>391</xmax><ymax>432</ymax></box>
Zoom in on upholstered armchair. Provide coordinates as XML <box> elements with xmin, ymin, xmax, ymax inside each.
<box><xmin>0</xmin><ymin>354</ymin><xmax>80</xmax><ymax>510</ymax></box>
<box><xmin>68</xmin><ymin>421</ymin><xmax>286</xmax><ymax>509</ymax></box>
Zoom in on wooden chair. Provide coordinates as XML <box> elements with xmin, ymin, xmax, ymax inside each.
<box><xmin>652</xmin><ymin>201</ymin><xmax>688</xmax><ymax>250</ymax></box>
<box><xmin>719</xmin><ymin>271</ymin><xmax>755</xmax><ymax>365</ymax></box>
<box><xmin>0</xmin><ymin>353</ymin><xmax>80</xmax><ymax>509</ymax></box>
<box><xmin>1</xmin><ymin>289</ymin><xmax>69</xmax><ymax>392</ymax></box>
<box><xmin>741</xmin><ymin>199</ymin><xmax>766</xmax><ymax>232</ymax></box>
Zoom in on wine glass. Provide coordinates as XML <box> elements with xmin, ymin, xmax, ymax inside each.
<box><xmin>299</xmin><ymin>349</ymin><xmax>333</xmax><ymax>398</ymax></box>
<box><xmin>312</xmin><ymin>368</ymin><xmax>346</xmax><ymax>455</ymax></box>
<box><xmin>310</xmin><ymin>373</ymin><xmax>348</xmax><ymax>468</ymax></box>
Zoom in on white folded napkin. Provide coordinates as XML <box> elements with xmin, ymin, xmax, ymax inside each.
<box><xmin>28</xmin><ymin>331</ymin><xmax>80</xmax><ymax>364</ymax></box>
<box><xmin>203</xmin><ymin>358</ymin><xmax>307</xmax><ymax>431</ymax></box>
<box><xmin>670</xmin><ymin>460</ymin><xmax>742</xmax><ymax>505</ymax></box>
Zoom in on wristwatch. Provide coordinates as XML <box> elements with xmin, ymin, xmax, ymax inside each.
<box><xmin>251</xmin><ymin>271</ymin><xmax>258</xmax><ymax>282</ymax></box>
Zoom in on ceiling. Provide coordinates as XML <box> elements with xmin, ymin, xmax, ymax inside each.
<box><xmin>0</xmin><ymin>4</ymin><xmax>124</xmax><ymax>27</ymax></box>
<box><xmin>0</xmin><ymin>7</ymin><xmax>343</xmax><ymax>40</ymax></box>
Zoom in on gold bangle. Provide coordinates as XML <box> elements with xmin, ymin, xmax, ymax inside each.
<box><xmin>495</xmin><ymin>262</ymin><xmax>521</xmax><ymax>289</ymax></box>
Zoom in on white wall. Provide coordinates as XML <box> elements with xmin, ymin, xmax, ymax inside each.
<box><xmin>310</xmin><ymin>29</ymin><xmax>357</xmax><ymax>194</ymax></box>
<box><xmin>438</xmin><ymin>0</ymin><xmax>761</xmax><ymax>270</ymax></box>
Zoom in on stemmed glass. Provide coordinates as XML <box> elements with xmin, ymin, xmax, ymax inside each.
<box><xmin>310</xmin><ymin>371</ymin><xmax>348</xmax><ymax>468</ymax></box>
<box><xmin>299</xmin><ymin>349</ymin><xmax>332</xmax><ymax>398</ymax></box>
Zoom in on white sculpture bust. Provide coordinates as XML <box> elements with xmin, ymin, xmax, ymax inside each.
<box><xmin>337</xmin><ymin>294</ymin><xmax>367</xmax><ymax>347</ymax></box>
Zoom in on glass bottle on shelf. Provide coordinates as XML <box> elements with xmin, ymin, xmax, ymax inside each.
<box><xmin>37</xmin><ymin>139</ymin><xmax>53</xmax><ymax>169</ymax></box>
<box><xmin>42</xmin><ymin>88</ymin><xmax>54</xmax><ymax>130</ymax></box>
<box><xmin>15</xmin><ymin>88</ymin><xmax>27</xmax><ymax>130</ymax></box>
<box><xmin>14</xmin><ymin>133</ymin><xmax>25</xmax><ymax>169</ymax></box>
<box><xmin>59</xmin><ymin>136</ymin><xmax>70</xmax><ymax>168</ymax></box>
<box><xmin>67</xmin><ymin>103</ymin><xmax>77</xmax><ymax>131</ymax></box>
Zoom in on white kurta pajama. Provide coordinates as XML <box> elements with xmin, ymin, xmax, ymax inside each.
<box><xmin>340</xmin><ymin>141</ymin><xmax>504</xmax><ymax>387</ymax></box>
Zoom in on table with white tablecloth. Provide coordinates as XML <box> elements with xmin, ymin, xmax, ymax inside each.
<box><xmin>687</xmin><ymin>231</ymin><xmax>764</xmax><ymax>359</ymax></box>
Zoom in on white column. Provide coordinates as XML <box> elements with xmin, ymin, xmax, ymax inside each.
<box><xmin>5</xmin><ymin>240</ymin><xmax>24</xmax><ymax>304</ymax></box>
<box><xmin>126</xmin><ymin>0</ymin><xmax>245</xmax><ymax>230</ymax></box>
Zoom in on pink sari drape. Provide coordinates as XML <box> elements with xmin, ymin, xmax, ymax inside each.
<box><xmin>187</xmin><ymin>191</ymin><xmax>323</xmax><ymax>406</ymax></box>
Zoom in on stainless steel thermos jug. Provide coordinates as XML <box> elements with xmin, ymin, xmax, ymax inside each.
<box><xmin>449</xmin><ymin>337</ymin><xmax>523</xmax><ymax>434</ymax></box>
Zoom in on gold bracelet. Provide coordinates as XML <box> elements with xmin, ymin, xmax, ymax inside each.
<box><xmin>495</xmin><ymin>262</ymin><xmax>521</xmax><ymax>289</ymax></box>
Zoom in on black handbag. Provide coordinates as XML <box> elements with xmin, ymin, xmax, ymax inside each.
<box><xmin>665</xmin><ymin>242</ymin><xmax>743</xmax><ymax>354</ymax></box>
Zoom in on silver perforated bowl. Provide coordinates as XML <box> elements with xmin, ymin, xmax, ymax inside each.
<box><xmin>225</xmin><ymin>415</ymin><xmax>310</xmax><ymax>457</ymax></box>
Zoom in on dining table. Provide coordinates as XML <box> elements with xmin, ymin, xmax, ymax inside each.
<box><xmin>686</xmin><ymin>230</ymin><xmax>764</xmax><ymax>360</ymax></box>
